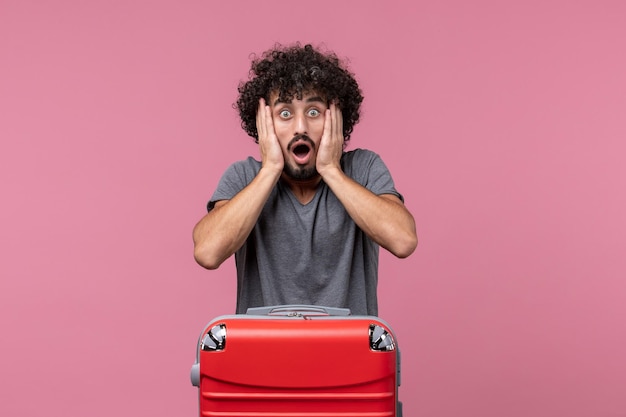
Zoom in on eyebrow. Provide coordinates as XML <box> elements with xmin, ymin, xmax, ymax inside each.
<box><xmin>273</xmin><ymin>96</ymin><xmax>326</xmax><ymax>106</ymax></box>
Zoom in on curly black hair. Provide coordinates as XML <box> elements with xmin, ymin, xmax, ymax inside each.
<box><xmin>236</xmin><ymin>43</ymin><xmax>364</xmax><ymax>143</ymax></box>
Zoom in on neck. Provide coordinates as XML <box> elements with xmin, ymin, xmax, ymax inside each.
<box><xmin>281</xmin><ymin>174</ymin><xmax>322</xmax><ymax>204</ymax></box>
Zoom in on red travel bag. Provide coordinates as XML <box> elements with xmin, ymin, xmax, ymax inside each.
<box><xmin>190</xmin><ymin>305</ymin><xmax>402</xmax><ymax>416</ymax></box>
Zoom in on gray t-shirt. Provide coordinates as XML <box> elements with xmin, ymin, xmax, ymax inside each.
<box><xmin>208</xmin><ymin>148</ymin><xmax>402</xmax><ymax>316</ymax></box>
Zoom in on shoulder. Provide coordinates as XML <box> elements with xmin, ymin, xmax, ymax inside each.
<box><xmin>223</xmin><ymin>157</ymin><xmax>262</xmax><ymax>180</ymax></box>
<box><xmin>228</xmin><ymin>156</ymin><xmax>262</xmax><ymax>171</ymax></box>
<box><xmin>341</xmin><ymin>148</ymin><xmax>385</xmax><ymax>170</ymax></box>
<box><xmin>208</xmin><ymin>157</ymin><xmax>262</xmax><ymax>211</ymax></box>
<box><xmin>340</xmin><ymin>148</ymin><xmax>399</xmax><ymax>195</ymax></box>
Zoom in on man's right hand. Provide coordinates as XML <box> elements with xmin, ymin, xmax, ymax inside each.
<box><xmin>192</xmin><ymin>99</ymin><xmax>286</xmax><ymax>270</ymax></box>
<box><xmin>256</xmin><ymin>98</ymin><xmax>284</xmax><ymax>175</ymax></box>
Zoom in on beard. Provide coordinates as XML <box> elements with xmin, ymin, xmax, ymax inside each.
<box><xmin>283</xmin><ymin>163</ymin><xmax>319</xmax><ymax>181</ymax></box>
<box><xmin>283</xmin><ymin>134</ymin><xmax>319</xmax><ymax>180</ymax></box>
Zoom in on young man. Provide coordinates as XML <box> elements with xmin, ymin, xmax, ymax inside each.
<box><xmin>193</xmin><ymin>44</ymin><xmax>417</xmax><ymax>315</ymax></box>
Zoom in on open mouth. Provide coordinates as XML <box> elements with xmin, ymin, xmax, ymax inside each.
<box><xmin>288</xmin><ymin>136</ymin><xmax>314</xmax><ymax>164</ymax></box>
<box><xmin>293</xmin><ymin>143</ymin><xmax>311</xmax><ymax>159</ymax></box>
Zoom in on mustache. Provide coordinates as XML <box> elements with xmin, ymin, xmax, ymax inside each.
<box><xmin>287</xmin><ymin>134</ymin><xmax>315</xmax><ymax>151</ymax></box>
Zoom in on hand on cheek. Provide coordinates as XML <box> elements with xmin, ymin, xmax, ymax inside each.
<box><xmin>316</xmin><ymin>103</ymin><xmax>344</xmax><ymax>175</ymax></box>
<box><xmin>256</xmin><ymin>98</ymin><xmax>284</xmax><ymax>173</ymax></box>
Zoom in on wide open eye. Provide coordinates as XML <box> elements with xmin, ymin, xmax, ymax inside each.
<box><xmin>279</xmin><ymin>109</ymin><xmax>291</xmax><ymax>118</ymax></box>
<box><xmin>307</xmin><ymin>108</ymin><xmax>320</xmax><ymax>117</ymax></box>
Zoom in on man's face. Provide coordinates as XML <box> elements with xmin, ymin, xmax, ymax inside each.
<box><xmin>269</xmin><ymin>90</ymin><xmax>328</xmax><ymax>181</ymax></box>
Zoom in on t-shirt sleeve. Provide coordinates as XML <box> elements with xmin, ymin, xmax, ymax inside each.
<box><xmin>344</xmin><ymin>149</ymin><xmax>404</xmax><ymax>202</ymax></box>
<box><xmin>207</xmin><ymin>158</ymin><xmax>261</xmax><ymax>211</ymax></box>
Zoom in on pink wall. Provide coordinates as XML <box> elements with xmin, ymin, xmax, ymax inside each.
<box><xmin>2</xmin><ymin>1</ymin><xmax>625</xmax><ymax>416</ymax></box>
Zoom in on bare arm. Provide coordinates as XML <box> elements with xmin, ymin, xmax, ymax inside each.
<box><xmin>193</xmin><ymin>99</ymin><xmax>283</xmax><ymax>269</ymax></box>
<box><xmin>317</xmin><ymin>104</ymin><xmax>418</xmax><ymax>258</ymax></box>
<box><xmin>321</xmin><ymin>173</ymin><xmax>417</xmax><ymax>258</ymax></box>
<box><xmin>192</xmin><ymin>167</ymin><xmax>280</xmax><ymax>269</ymax></box>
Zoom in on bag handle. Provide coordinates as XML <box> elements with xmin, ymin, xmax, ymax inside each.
<box><xmin>245</xmin><ymin>304</ymin><xmax>351</xmax><ymax>317</ymax></box>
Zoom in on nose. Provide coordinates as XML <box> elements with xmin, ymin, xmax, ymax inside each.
<box><xmin>294</xmin><ymin>113</ymin><xmax>308</xmax><ymax>135</ymax></box>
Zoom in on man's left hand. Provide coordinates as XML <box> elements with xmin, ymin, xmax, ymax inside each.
<box><xmin>316</xmin><ymin>103</ymin><xmax>344</xmax><ymax>177</ymax></box>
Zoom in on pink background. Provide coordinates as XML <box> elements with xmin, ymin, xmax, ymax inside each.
<box><xmin>2</xmin><ymin>1</ymin><xmax>625</xmax><ymax>416</ymax></box>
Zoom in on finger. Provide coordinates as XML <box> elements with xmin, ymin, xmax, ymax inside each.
<box><xmin>256</xmin><ymin>98</ymin><xmax>266</xmax><ymax>139</ymax></box>
<box><xmin>331</xmin><ymin>103</ymin><xmax>338</xmax><ymax>140</ymax></box>
<box><xmin>333</xmin><ymin>103</ymin><xmax>343</xmax><ymax>142</ymax></box>
<box><xmin>264</xmin><ymin>103</ymin><xmax>275</xmax><ymax>137</ymax></box>
<box><xmin>336</xmin><ymin>105</ymin><xmax>343</xmax><ymax>137</ymax></box>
